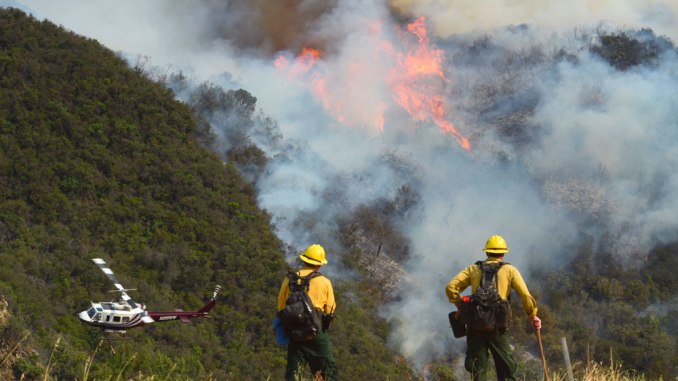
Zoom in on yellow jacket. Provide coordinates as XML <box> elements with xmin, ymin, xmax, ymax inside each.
<box><xmin>445</xmin><ymin>257</ymin><xmax>538</xmax><ymax>317</ymax></box>
<box><xmin>277</xmin><ymin>266</ymin><xmax>336</xmax><ymax>314</ymax></box>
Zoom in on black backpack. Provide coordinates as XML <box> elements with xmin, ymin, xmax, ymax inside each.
<box><xmin>460</xmin><ymin>261</ymin><xmax>511</xmax><ymax>332</ymax></box>
<box><xmin>277</xmin><ymin>270</ymin><xmax>324</xmax><ymax>342</ymax></box>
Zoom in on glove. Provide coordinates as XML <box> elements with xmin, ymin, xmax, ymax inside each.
<box><xmin>321</xmin><ymin>313</ymin><xmax>335</xmax><ymax>331</ymax></box>
<box><xmin>531</xmin><ymin>315</ymin><xmax>542</xmax><ymax>330</ymax></box>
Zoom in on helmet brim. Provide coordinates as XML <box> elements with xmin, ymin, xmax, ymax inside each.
<box><xmin>484</xmin><ymin>249</ymin><xmax>509</xmax><ymax>254</ymax></box>
<box><xmin>300</xmin><ymin>254</ymin><xmax>328</xmax><ymax>265</ymax></box>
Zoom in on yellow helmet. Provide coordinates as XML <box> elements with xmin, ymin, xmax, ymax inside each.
<box><xmin>300</xmin><ymin>244</ymin><xmax>328</xmax><ymax>265</ymax></box>
<box><xmin>483</xmin><ymin>235</ymin><xmax>510</xmax><ymax>254</ymax></box>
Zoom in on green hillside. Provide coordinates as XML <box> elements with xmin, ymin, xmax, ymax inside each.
<box><xmin>0</xmin><ymin>8</ymin><xmax>408</xmax><ymax>380</ymax></box>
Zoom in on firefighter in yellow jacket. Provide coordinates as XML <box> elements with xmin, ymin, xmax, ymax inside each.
<box><xmin>446</xmin><ymin>235</ymin><xmax>542</xmax><ymax>381</ymax></box>
<box><xmin>278</xmin><ymin>244</ymin><xmax>337</xmax><ymax>381</ymax></box>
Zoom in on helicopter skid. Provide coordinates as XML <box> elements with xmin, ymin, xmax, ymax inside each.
<box><xmin>101</xmin><ymin>329</ymin><xmax>129</xmax><ymax>339</ymax></box>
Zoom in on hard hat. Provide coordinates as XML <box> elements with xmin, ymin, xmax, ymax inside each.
<box><xmin>300</xmin><ymin>244</ymin><xmax>328</xmax><ymax>265</ymax></box>
<box><xmin>483</xmin><ymin>235</ymin><xmax>510</xmax><ymax>254</ymax></box>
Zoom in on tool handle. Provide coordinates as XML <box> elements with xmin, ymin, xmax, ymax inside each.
<box><xmin>536</xmin><ymin>329</ymin><xmax>550</xmax><ymax>381</ymax></box>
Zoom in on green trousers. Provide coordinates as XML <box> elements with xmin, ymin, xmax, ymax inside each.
<box><xmin>465</xmin><ymin>329</ymin><xmax>517</xmax><ymax>381</ymax></box>
<box><xmin>285</xmin><ymin>330</ymin><xmax>338</xmax><ymax>381</ymax></box>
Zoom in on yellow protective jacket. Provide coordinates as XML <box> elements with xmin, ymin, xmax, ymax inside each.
<box><xmin>277</xmin><ymin>266</ymin><xmax>336</xmax><ymax>314</ymax></box>
<box><xmin>445</xmin><ymin>257</ymin><xmax>538</xmax><ymax>317</ymax></box>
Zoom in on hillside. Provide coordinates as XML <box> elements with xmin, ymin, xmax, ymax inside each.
<box><xmin>2</xmin><ymin>6</ymin><xmax>678</xmax><ymax>381</ymax></box>
<box><xmin>0</xmin><ymin>8</ymin><xmax>408</xmax><ymax>380</ymax></box>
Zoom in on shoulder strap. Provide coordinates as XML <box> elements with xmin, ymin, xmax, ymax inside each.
<box><xmin>287</xmin><ymin>270</ymin><xmax>322</xmax><ymax>292</ymax></box>
<box><xmin>476</xmin><ymin>261</ymin><xmax>506</xmax><ymax>290</ymax></box>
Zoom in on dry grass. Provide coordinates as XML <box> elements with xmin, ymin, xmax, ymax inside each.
<box><xmin>549</xmin><ymin>360</ymin><xmax>656</xmax><ymax>381</ymax></box>
<box><xmin>19</xmin><ymin>335</ymin><xmax>676</xmax><ymax>381</ymax></box>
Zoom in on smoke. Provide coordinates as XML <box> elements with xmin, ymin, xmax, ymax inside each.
<box><xmin>14</xmin><ymin>0</ymin><xmax>678</xmax><ymax>371</ymax></box>
<box><xmin>390</xmin><ymin>0</ymin><xmax>678</xmax><ymax>42</ymax></box>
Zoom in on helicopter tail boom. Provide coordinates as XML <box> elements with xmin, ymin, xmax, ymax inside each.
<box><xmin>198</xmin><ymin>299</ymin><xmax>217</xmax><ymax>314</ymax></box>
<box><xmin>147</xmin><ymin>285</ymin><xmax>220</xmax><ymax>322</ymax></box>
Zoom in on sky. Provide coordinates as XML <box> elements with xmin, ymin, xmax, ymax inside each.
<box><xmin>7</xmin><ymin>0</ymin><xmax>678</xmax><ymax>370</ymax></box>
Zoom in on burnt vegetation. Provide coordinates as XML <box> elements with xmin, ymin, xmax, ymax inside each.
<box><xmin>590</xmin><ymin>29</ymin><xmax>674</xmax><ymax>70</ymax></box>
<box><xmin>337</xmin><ymin>188</ymin><xmax>417</xmax><ymax>303</ymax></box>
<box><xmin>450</xmin><ymin>30</ymin><xmax>549</xmax><ymax>151</ymax></box>
<box><xmin>451</xmin><ymin>26</ymin><xmax>676</xmax><ymax>157</ymax></box>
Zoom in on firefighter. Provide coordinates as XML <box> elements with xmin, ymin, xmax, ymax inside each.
<box><xmin>277</xmin><ymin>244</ymin><xmax>338</xmax><ymax>381</ymax></box>
<box><xmin>446</xmin><ymin>235</ymin><xmax>542</xmax><ymax>381</ymax></box>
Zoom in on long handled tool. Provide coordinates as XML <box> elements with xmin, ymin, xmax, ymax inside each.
<box><xmin>536</xmin><ymin>329</ymin><xmax>550</xmax><ymax>381</ymax></box>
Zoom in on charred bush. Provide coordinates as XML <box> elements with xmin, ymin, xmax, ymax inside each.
<box><xmin>338</xmin><ymin>205</ymin><xmax>411</xmax><ymax>302</ymax></box>
<box><xmin>590</xmin><ymin>29</ymin><xmax>673</xmax><ymax>70</ymax></box>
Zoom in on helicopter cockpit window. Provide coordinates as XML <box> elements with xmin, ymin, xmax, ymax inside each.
<box><xmin>87</xmin><ymin>307</ymin><xmax>96</xmax><ymax>318</ymax></box>
<box><xmin>93</xmin><ymin>313</ymin><xmax>101</xmax><ymax>322</ymax></box>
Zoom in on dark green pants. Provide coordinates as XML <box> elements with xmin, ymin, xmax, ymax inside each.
<box><xmin>285</xmin><ymin>330</ymin><xmax>338</xmax><ymax>381</ymax></box>
<box><xmin>465</xmin><ymin>329</ymin><xmax>517</xmax><ymax>381</ymax></box>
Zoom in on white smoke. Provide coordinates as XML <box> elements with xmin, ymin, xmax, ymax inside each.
<box><xmin>13</xmin><ymin>0</ymin><xmax>678</xmax><ymax>371</ymax></box>
<box><xmin>391</xmin><ymin>0</ymin><xmax>678</xmax><ymax>42</ymax></box>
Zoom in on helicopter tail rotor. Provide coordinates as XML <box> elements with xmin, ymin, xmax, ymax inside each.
<box><xmin>211</xmin><ymin>285</ymin><xmax>222</xmax><ymax>301</ymax></box>
<box><xmin>197</xmin><ymin>285</ymin><xmax>221</xmax><ymax>314</ymax></box>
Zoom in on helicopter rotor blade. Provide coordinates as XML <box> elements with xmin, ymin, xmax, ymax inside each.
<box><xmin>92</xmin><ymin>258</ymin><xmax>140</xmax><ymax>310</ymax></box>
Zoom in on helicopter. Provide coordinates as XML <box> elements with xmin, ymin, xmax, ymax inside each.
<box><xmin>78</xmin><ymin>258</ymin><xmax>221</xmax><ymax>334</ymax></box>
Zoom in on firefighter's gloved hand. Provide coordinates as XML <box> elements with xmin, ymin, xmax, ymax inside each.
<box><xmin>321</xmin><ymin>313</ymin><xmax>334</xmax><ymax>331</ymax></box>
<box><xmin>531</xmin><ymin>315</ymin><xmax>542</xmax><ymax>330</ymax></box>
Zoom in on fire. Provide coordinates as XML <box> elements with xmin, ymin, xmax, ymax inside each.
<box><xmin>274</xmin><ymin>47</ymin><xmax>321</xmax><ymax>78</ymax></box>
<box><xmin>402</xmin><ymin>17</ymin><xmax>444</xmax><ymax>78</ymax></box>
<box><xmin>274</xmin><ymin>16</ymin><xmax>471</xmax><ymax>150</ymax></box>
<box><xmin>389</xmin><ymin>16</ymin><xmax>471</xmax><ymax>150</ymax></box>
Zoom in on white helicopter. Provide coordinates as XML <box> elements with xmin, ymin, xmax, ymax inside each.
<box><xmin>78</xmin><ymin>258</ymin><xmax>220</xmax><ymax>334</ymax></box>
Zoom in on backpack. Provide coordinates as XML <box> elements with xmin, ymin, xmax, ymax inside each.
<box><xmin>277</xmin><ymin>270</ymin><xmax>324</xmax><ymax>342</ymax></box>
<box><xmin>460</xmin><ymin>261</ymin><xmax>511</xmax><ymax>332</ymax></box>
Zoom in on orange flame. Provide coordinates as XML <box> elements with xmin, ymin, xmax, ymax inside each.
<box><xmin>273</xmin><ymin>16</ymin><xmax>471</xmax><ymax>150</ymax></box>
<box><xmin>390</xmin><ymin>16</ymin><xmax>471</xmax><ymax>150</ymax></box>
<box><xmin>403</xmin><ymin>17</ymin><xmax>444</xmax><ymax>78</ymax></box>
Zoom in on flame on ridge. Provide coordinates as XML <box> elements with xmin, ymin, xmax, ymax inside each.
<box><xmin>274</xmin><ymin>16</ymin><xmax>471</xmax><ymax>151</ymax></box>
